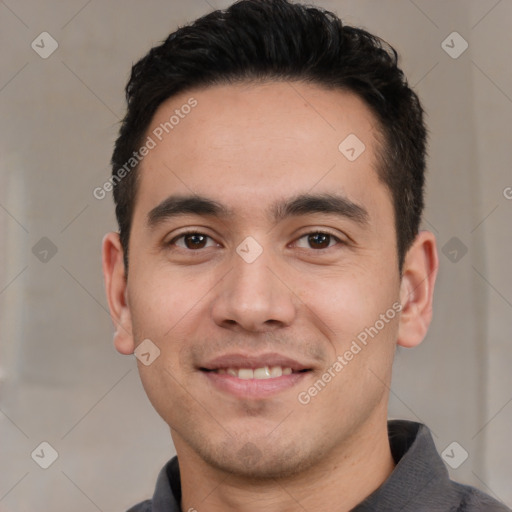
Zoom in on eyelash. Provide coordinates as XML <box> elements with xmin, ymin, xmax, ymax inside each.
<box><xmin>168</xmin><ymin>230</ymin><xmax>345</xmax><ymax>251</ymax></box>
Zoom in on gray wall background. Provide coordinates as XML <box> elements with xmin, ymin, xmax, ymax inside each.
<box><xmin>1</xmin><ymin>0</ymin><xmax>511</xmax><ymax>510</ymax></box>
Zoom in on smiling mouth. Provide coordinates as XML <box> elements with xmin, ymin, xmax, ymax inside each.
<box><xmin>200</xmin><ymin>366</ymin><xmax>311</xmax><ymax>380</ymax></box>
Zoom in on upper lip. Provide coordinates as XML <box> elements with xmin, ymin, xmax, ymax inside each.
<box><xmin>200</xmin><ymin>352</ymin><xmax>312</xmax><ymax>372</ymax></box>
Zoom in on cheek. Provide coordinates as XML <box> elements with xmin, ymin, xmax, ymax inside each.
<box><xmin>127</xmin><ymin>268</ymin><xmax>216</xmax><ymax>381</ymax></box>
<box><xmin>298</xmin><ymin>269</ymin><xmax>373</xmax><ymax>327</ymax></box>
<box><xmin>128</xmin><ymin>268</ymin><xmax>204</xmax><ymax>336</ymax></box>
<box><xmin>299</xmin><ymin>265</ymin><xmax>399</xmax><ymax>347</ymax></box>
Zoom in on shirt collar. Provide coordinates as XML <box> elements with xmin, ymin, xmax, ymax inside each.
<box><xmin>151</xmin><ymin>456</ymin><xmax>181</xmax><ymax>511</ymax></box>
<box><xmin>351</xmin><ymin>420</ymin><xmax>451</xmax><ymax>511</ymax></box>
<box><xmin>150</xmin><ymin>420</ymin><xmax>448</xmax><ymax>512</ymax></box>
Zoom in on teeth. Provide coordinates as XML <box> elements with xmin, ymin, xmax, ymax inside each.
<box><xmin>270</xmin><ymin>366</ymin><xmax>282</xmax><ymax>377</ymax></box>
<box><xmin>238</xmin><ymin>368</ymin><xmax>254</xmax><ymax>380</ymax></box>
<box><xmin>215</xmin><ymin>366</ymin><xmax>295</xmax><ymax>379</ymax></box>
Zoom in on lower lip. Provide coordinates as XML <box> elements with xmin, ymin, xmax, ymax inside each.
<box><xmin>201</xmin><ymin>370</ymin><xmax>310</xmax><ymax>399</ymax></box>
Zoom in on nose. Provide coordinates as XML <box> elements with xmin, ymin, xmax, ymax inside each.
<box><xmin>211</xmin><ymin>246</ymin><xmax>297</xmax><ymax>333</ymax></box>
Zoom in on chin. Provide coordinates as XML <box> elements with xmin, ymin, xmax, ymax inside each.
<box><xmin>202</xmin><ymin>439</ymin><xmax>317</xmax><ymax>480</ymax></box>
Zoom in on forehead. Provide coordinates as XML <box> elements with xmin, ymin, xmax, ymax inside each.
<box><xmin>134</xmin><ymin>81</ymin><xmax>392</xmax><ymax>228</ymax></box>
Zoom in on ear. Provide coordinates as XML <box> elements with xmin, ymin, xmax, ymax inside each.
<box><xmin>102</xmin><ymin>232</ymin><xmax>135</xmax><ymax>355</ymax></box>
<box><xmin>397</xmin><ymin>230</ymin><xmax>439</xmax><ymax>348</ymax></box>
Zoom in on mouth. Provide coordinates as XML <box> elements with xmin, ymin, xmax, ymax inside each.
<box><xmin>200</xmin><ymin>366</ymin><xmax>311</xmax><ymax>380</ymax></box>
<box><xmin>198</xmin><ymin>353</ymin><xmax>313</xmax><ymax>398</ymax></box>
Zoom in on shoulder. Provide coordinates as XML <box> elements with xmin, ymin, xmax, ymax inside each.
<box><xmin>451</xmin><ymin>481</ymin><xmax>511</xmax><ymax>511</ymax></box>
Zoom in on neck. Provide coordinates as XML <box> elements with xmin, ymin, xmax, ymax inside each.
<box><xmin>176</xmin><ymin>416</ymin><xmax>395</xmax><ymax>512</ymax></box>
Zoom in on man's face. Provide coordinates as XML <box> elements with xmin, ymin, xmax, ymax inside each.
<box><xmin>122</xmin><ymin>82</ymin><xmax>403</xmax><ymax>477</ymax></box>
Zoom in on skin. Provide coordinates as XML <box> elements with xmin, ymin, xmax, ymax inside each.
<box><xmin>103</xmin><ymin>81</ymin><xmax>438</xmax><ymax>512</ymax></box>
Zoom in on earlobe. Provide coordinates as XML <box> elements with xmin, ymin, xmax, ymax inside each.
<box><xmin>102</xmin><ymin>232</ymin><xmax>135</xmax><ymax>355</ymax></box>
<box><xmin>397</xmin><ymin>231</ymin><xmax>439</xmax><ymax>348</ymax></box>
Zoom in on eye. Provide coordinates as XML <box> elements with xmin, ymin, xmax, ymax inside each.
<box><xmin>294</xmin><ymin>231</ymin><xmax>343</xmax><ymax>250</ymax></box>
<box><xmin>170</xmin><ymin>231</ymin><xmax>217</xmax><ymax>250</ymax></box>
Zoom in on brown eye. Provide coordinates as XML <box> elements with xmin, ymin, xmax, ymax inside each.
<box><xmin>170</xmin><ymin>232</ymin><xmax>216</xmax><ymax>250</ymax></box>
<box><xmin>183</xmin><ymin>233</ymin><xmax>208</xmax><ymax>249</ymax></box>
<box><xmin>294</xmin><ymin>231</ymin><xmax>341</xmax><ymax>250</ymax></box>
<box><xmin>307</xmin><ymin>232</ymin><xmax>332</xmax><ymax>249</ymax></box>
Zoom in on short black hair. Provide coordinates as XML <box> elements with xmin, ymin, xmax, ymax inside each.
<box><xmin>112</xmin><ymin>0</ymin><xmax>427</xmax><ymax>274</ymax></box>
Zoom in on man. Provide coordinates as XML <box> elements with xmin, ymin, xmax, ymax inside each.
<box><xmin>101</xmin><ymin>1</ymin><xmax>510</xmax><ymax>510</ymax></box>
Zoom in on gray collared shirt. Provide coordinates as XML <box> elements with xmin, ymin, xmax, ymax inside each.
<box><xmin>127</xmin><ymin>420</ymin><xmax>510</xmax><ymax>511</ymax></box>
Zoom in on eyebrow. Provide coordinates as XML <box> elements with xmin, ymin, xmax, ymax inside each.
<box><xmin>147</xmin><ymin>192</ymin><xmax>369</xmax><ymax>228</ymax></box>
<box><xmin>272</xmin><ymin>192</ymin><xmax>369</xmax><ymax>226</ymax></box>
